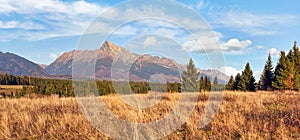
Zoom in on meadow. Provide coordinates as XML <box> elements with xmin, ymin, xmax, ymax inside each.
<box><xmin>0</xmin><ymin>91</ymin><xmax>299</xmax><ymax>139</ymax></box>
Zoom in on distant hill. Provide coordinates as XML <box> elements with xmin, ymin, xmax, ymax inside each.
<box><xmin>0</xmin><ymin>51</ymin><xmax>48</xmax><ymax>76</ymax></box>
<box><xmin>46</xmin><ymin>41</ymin><xmax>229</xmax><ymax>83</ymax></box>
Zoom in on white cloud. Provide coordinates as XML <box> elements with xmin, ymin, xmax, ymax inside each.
<box><xmin>222</xmin><ymin>38</ymin><xmax>252</xmax><ymax>51</ymax></box>
<box><xmin>143</xmin><ymin>36</ymin><xmax>159</xmax><ymax>47</ymax></box>
<box><xmin>0</xmin><ymin>0</ymin><xmax>107</xmax><ymax>41</ymax></box>
<box><xmin>0</xmin><ymin>20</ymin><xmax>44</xmax><ymax>30</ymax></box>
<box><xmin>0</xmin><ymin>0</ymin><xmax>103</xmax><ymax>15</ymax></box>
<box><xmin>212</xmin><ymin>11</ymin><xmax>297</xmax><ymax>36</ymax></box>
<box><xmin>218</xmin><ymin>66</ymin><xmax>241</xmax><ymax>76</ymax></box>
<box><xmin>256</xmin><ymin>45</ymin><xmax>264</xmax><ymax>49</ymax></box>
<box><xmin>49</xmin><ymin>53</ymin><xmax>58</xmax><ymax>60</ymax></box>
<box><xmin>268</xmin><ymin>48</ymin><xmax>279</xmax><ymax>56</ymax></box>
<box><xmin>182</xmin><ymin>37</ymin><xmax>252</xmax><ymax>54</ymax></box>
<box><xmin>218</xmin><ymin>66</ymin><xmax>261</xmax><ymax>80</ymax></box>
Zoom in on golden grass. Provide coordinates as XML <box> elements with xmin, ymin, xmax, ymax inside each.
<box><xmin>0</xmin><ymin>92</ymin><xmax>300</xmax><ymax>139</ymax></box>
<box><xmin>0</xmin><ymin>85</ymin><xmax>24</xmax><ymax>90</ymax></box>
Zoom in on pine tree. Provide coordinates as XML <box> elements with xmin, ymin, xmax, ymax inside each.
<box><xmin>241</xmin><ymin>63</ymin><xmax>256</xmax><ymax>91</ymax></box>
<box><xmin>204</xmin><ymin>76</ymin><xmax>212</xmax><ymax>92</ymax></box>
<box><xmin>226</xmin><ymin>75</ymin><xmax>234</xmax><ymax>90</ymax></box>
<box><xmin>166</xmin><ymin>82</ymin><xmax>171</xmax><ymax>93</ymax></box>
<box><xmin>181</xmin><ymin>59</ymin><xmax>199</xmax><ymax>92</ymax></box>
<box><xmin>212</xmin><ymin>77</ymin><xmax>221</xmax><ymax>91</ymax></box>
<box><xmin>233</xmin><ymin>73</ymin><xmax>245</xmax><ymax>91</ymax></box>
<box><xmin>199</xmin><ymin>76</ymin><xmax>204</xmax><ymax>92</ymax></box>
<box><xmin>213</xmin><ymin>77</ymin><xmax>219</xmax><ymax>85</ymax></box>
<box><xmin>172</xmin><ymin>82</ymin><xmax>179</xmax><ymax>93</ymax></box>
<box><xmin>286</xmin><ymin>50</ymin><xmax>295</xmax><ymax>90</ymax></box>
<box><xmin>273</xmin><ymin>51</ymin><xmax>289</xmax><ymax>90</ymax></box>
<box><xmin>292</xmin><ymin>41</ymin><xmax>300</xmax><ymax>90</ymax></box>
<box><xmin>260</xmin><ymin>54</ymin><xmax>274</xmax><ymax>90</ymax></box>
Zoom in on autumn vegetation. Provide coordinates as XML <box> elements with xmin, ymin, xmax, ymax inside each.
<box><xmin>0</xmin><ymin>41</ymin><xmax>300</xmax><ymax>139</ymax></box>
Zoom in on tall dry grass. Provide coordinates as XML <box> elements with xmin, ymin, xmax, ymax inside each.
<box><xmin>0</xmin><ymin>92</ymin><xmax>299</xmax><ymax>139</ymax></box>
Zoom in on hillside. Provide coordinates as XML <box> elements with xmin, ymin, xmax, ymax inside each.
<box><xmin>46</xmin><ymin>41</ymin><xmax>229</xmax><ymax>83</ymax></box>
<box><xmin>0</xmin><ymin>51</ymin><xmax>48</xmax><ymax>77</ymax></box>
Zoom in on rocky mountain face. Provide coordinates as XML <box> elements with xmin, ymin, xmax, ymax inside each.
<box><xmin>0</xmin><ymin>51</ymin><xmax>48</xmax><ymax>76</ymax></box>
<box><xmin>46</xmin><ymin>41</ymin><xmax>229</xmax><ymax>83</ymax></box>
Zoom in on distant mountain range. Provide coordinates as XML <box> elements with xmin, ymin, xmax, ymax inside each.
<box><xmin>0</xmin><ymin>51</ymin><xmax>48</xmax><ymax>76</ymax></box>
<box><xmin>0</xmin><ymin>41</ymin><xmax>229</xmax><ymax>83</ymax></box>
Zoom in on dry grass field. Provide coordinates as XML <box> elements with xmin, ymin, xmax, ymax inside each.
<box><xmin>0</xmin><ymin>85</ymin><xmax>24</xmax><ymax>90</ymax></box>
<box><xmin>0</xmin><ymin>91</ymin><xmax>300</xmax><ymax>139</ymax></box>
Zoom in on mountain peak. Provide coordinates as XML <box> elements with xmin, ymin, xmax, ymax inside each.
<box><xmin>101</xmin><ymin>40</ymin><xmax>122</xmax><ymax>53</ymax></box>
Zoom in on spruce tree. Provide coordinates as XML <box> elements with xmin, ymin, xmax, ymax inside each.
<box><xmin>181</xmin><ymin>59</ymin><xmax>199</xmax><ymax>92</ymax></box>
<box><xmin>205</xmin><ymin>76</ymin><xmax>212</xmax><ymax>92</ymax></box>
<box><xmin>199</xmin><ymin>76</ymin><xmax>204</xmax><ymax>92</ymax></box>
<box><xmin>233</xmin><ymin>73</ymin><xmax>242</xmax><ymax>90</ymax></box>
<box><xmin>212</xmin><ymin>77</ymin><xmax>221</xmax><ymax>91</ymax></box>
<box><xmin>213</xmin><ymin>77</ymin><xmax>219</xmax><ymax>85</ymax></box>
<box><xmin>226</xmin><ymin>75</ymin><xmax>234</xmax><ymax>90</ymax></box>
<box><xmin>261</xmin><ymin>54</ymin><xmax>274</xmax><ymax>90</ymax></box>
<box><xmin>286</xmin><ymin>50</ymin><xmax>295</xmax><ymax>90</ymax></box>
<box><xmin>292</xmin><ymin>41</ymin><xmax>300</xmax><ymax>90</ymax></box>
<box><xmin>273</xmin><ymin>51</ymin><xmax>289</xmax><ymax>90</ymax></box>
<box><xmin>172</xmin><ymin>82</ymin><xmax>179</xmax><ymax>93</ymax></box>
<box><xmin>241</xmin><ymin>62</ymin><xmax>256</xmax><ymax>91</ymax></box>
<box><xmin>166</xmin><ymin>82</ymin><xmax>171</xmax><ymax>93</ymax></box>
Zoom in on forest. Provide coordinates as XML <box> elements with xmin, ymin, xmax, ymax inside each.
<box><xmin>226</xmin><ymin>41</ymin><xmax>300</xmax><ymax>92</ymax></box>
<box><xmin>1</xmin><ymin>41</ymin><xmax>299</xmax><ymax>98</ymax></box>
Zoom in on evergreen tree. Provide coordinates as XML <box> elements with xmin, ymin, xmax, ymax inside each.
<box><xmin>199</xmin><ymin>76</ymin><xmax>204</xmax><ymax>92</ymax></box>
<box><xmin>204</xmin><ymin>76</ymin><xmax>211</xmax><ymax>92</ymax></box>
<box><xmin>226</xmin><ymin>75</ymin><xmax>234</xmax><ymax>90</ymax></box>
<box><xmin>260</xmin><ymin>54</ymin><xmax>275</xmax><ymax>90</ymax></box>
<box><xmin>233</xmin><ymin>73</ymin><xmax>245</xmax><ymax>91</ymax></box>
<box><xmin>286</xmin><ymin>50</ymin><xmax>295</xmax><ymax>90</ymax></box>
<box><xmin>291</xmin><ymin>41</ymin><xmax>300</xmax><ymax>90</ymax></box>
<box><xmin>273</xmin><ymin>51</ymin><xmax>289</xmax><ymax>90</ymax></box>
<box><xmin>240</xmin><ymin>63</ymin><xmax>256</xmax><ymax>91</ymax></box>
<box><xmin>181</xmin><ymin>59</ymin><xmax>199</xmax><ymax>92</ymax></box>
<box><xmin>166</xmin><ymin>82</ymin><xmax>171</xmax><ymax>93</ymax></box>
<box><xmin>172</xmin><ymin>82</ymin><xmax>179</xmax><ymax>93</ymax></box>
<box><xmin>213</xmin><ymin>77</ymin><xmax>219</xmax><ymax>86</ymax></box>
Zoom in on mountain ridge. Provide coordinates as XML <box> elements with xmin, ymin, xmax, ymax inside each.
<box><xmin>46</xmin><ymin>41</ymin><xmax>229</xmax><ymax>83</ymax></box>
<box><xmin>0</xmin><ymin>52</ymin><xmax>48</xmax><ymax>77</ymax></box>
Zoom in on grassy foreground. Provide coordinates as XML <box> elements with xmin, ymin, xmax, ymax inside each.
<box><xmin>0</xmin><ymin>92</ymin><xmax>299</xmax><ymax>139</ymax></box>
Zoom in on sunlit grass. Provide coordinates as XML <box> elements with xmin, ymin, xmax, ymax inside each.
<box><xmin>0</xmin><ymin>91</ymin><xmax>299</xmax><ymax>139</ymax></box>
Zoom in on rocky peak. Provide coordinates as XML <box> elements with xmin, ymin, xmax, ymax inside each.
<box><xmin>99</xmin><ymin>41</ymin><xmax>122</xmax><ymax>55</ymax></box>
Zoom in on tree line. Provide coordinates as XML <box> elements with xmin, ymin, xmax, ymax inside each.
<box><xmin>226</xmin><ymin>41</ymin><xmax>300</xmax><ymax>92</ymax></box>
<box><xmin>260</xmin><ymin>41</ymin><xmax>300</xmax><ymax>91</ymax></box>
<box><xmin>0</xmin><ymin>58</ymin><xmax>219</xmax><ymax>97</ymax></box>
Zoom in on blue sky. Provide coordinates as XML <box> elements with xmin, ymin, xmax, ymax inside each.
<box><xmin>0</xmin><ymin>0</ymin><xmax>299</xmax><ymax>80</ymax></box>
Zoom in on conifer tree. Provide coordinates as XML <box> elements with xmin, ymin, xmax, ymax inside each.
<box><xmin>273</xmin><ymin>51</ymin><xmax>289</xmax><ymax>90</ymax></box>
<box><xmin>260</xmin><ymin>54</ymin><xmax>274</xmax><ymax>90</ymax></box>
<box><xmin>199</xmin><ymin>76</ymin><xmax>204</xmax><ymax>92</ymax></box>
<box><xmin>181</xmin><ymin>58</ymin><xmax>199</xmax><ymax>92</ymax></box>
<box><xmin>292</xmin><ymin>41</ymin><xmax>300</xmax><ymax>90</ymax></box>
<box><xmin>213</xmin><ymin>77</ymin><xmax>219</xmax><ymax>86</ymax></box>
<box><xmin>166</xmin><ymin>82</ymin><xmax>171</xmax><ymax>93</ymax></box>
<box><xmin>241</xmin><ymin>63</ymin><xmax>256</xmax><ymax>91</ymax></box>
<box><xmin>233</xmin><ymin>73</ymin><xmax>245</xmax><ymax>91</ymax></box>
<box><xmin>204</xmin><ymin>76</ymin><xmax>211</xmax><ymax>91</ymax></box>
<box><xmin>286</xmin><ymin>50</ymin><xmax>295</xmax><ymax>90</ymax></box>
<box><xmin>226</xmin><ymin>75</ymin><xmax>234</xmax><ymax>90</ymax></box>
<box><xmin>172</xmin><ymin>82</ymin><xmax>179</xmax><ymax>93</ymax></box>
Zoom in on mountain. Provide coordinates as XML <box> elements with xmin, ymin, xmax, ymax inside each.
<box><xmin>0</xmin><ymin>51</ymin><xmax>48</xmax><ymax>76</ymax></box>
<box><xmin>46</xmin><ymin>41</ymin><xmax>229</xmax><ymax>83</ymax></box>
